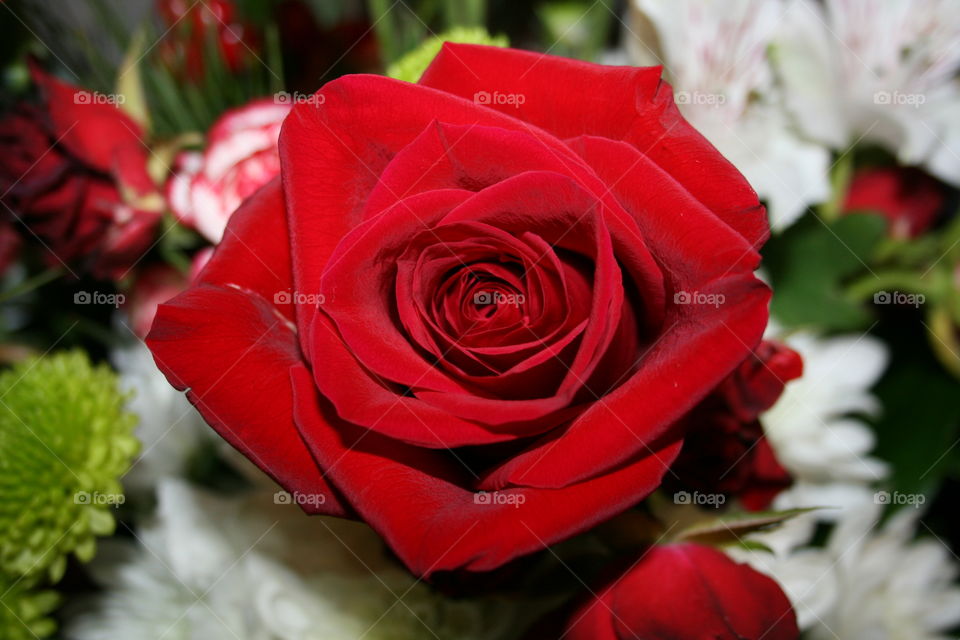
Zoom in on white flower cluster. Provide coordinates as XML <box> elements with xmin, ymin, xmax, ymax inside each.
<box><xmin>65</xmin><ymin>479</ymin><xmax>519</xmax><ymax>640</ymax></box>
<box><xmin>728</xmin><ymin>328</ymin><xmax>960</xmax><ymax>639</ymax></box>
<box><xmin>627</xmin><ymin>0</ymin><xmax>960</xmax><ymax>231</ymax></box>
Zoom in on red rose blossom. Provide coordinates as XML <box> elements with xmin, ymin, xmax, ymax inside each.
<box><xmin>563</xmin><ymin>544</ymin><xmax>799</xmax><ymax>639</ymax></box>
<box><xmin>843</xmin><ymin>166</ymin><xmax>947</xmax><ymax>239</ymax></box>
<box><xmin>0</xmin><ymin>66</ymin><xmax>160</xmax><ymax>280</ymax></box>
<box><xmin>669</xmin><ymin>340</ymin><xmax>802</xmax><ymax>510</ymax></box>
<box><xmin>148</xmin><ymin>44</ymin><xmax>771</xmax><ymax>576</ymax></box>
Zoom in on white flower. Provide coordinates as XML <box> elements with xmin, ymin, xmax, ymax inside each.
<box><xmin>762</xmin><ymin>329</ymin><xmax>890</xmax><ymax>511</ymax></box>
<box><xmin>65</xmin><ymin>479</ymin><xmax>517</xmax><ymax>640</ymax></box>
<box><xmin>734</xmin><ymin>503</ymin><xmax>960</xmax><ymax>639</ymax></box>
<box><xmin>775</xmin><ymin>0</ymin><xmax>960</xmax><ymax>185</ymax></box>
<box><xmin>627</xmin><ymin>0</ymin><xmax>832</xmax><ymax>230</ymax></box>
<box><xmin>112</xmin><ymin>343</ymin><xmax>211</xmax><ymax>494</ymax></box>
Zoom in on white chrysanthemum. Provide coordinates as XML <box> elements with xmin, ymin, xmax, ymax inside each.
<box><xmin>763</xmin><ymin>329</ymin><xmax>890</xmax><ymax>511</ymax></box>
<box><xmin>627</xmin><ymin>0</ymin><xmax>831</xmax><ymax>230</ymax></box>
<box><xmin>111</xmin><ymin>343</ymin><xmax>211</xmax><ymax>493</ymax></box>
<box><xmin>65</xmin><ymin>479</ymin><xmax>517</xmax><ymax>640</ymax></box>
<box><xmin>775</xmin><ymin>0</ymin><xmax>960</xmax><ymax>185</ymax></box>
<box><xmin>735</xmin><ymin>503</ymin><xmax>960</xmax><ymax>639</ymax></box>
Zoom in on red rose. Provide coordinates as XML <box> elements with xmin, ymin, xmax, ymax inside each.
<box><xmin>166</xmin><ymin>99</ymin><xmax>290</xmax><ymax>243</ymax></box>
<box><xmin>157</xmin><ymin>0</ymin><xmax>258</xmax><ymax>80</ymax></box>
<box><xmin>0</xmin><ymin>66</ymin><xmax>160</xmax><ymax>280</ymax></box>
<box><xmin>563</xmin><ymin>544</ymin><xmax>799</xmax><ymax>639</ymax></box>
<box><xmin>843</xmin><ymin>166</ymin><xmax>947</xmax><ymax>239</ymax></box>
<box><xmin>669</xmin><ymin>340</ymin><xmax>802</xmax><ymax>510</ymax></box>
<box><xmin>148</xmin><ymin>44</ymin><xmax>771</xmax><ymax>576</ymax></box>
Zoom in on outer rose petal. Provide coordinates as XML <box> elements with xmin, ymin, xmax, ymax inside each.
<box><xmin>565</xmin><ymin>544</ymin><xmax>799</xmax><ymax>640</ymax></box>
<box><xmin>419</xmin><ymin>43</ymin><xmax>768</xmax><ymax>248</ymax></box>
<box><xmin>29</xmin><ymin>63</ymin><xmax>146</xmax><ymax>175</ymax></box>
<box><xmin>289</xmin><ymin>364</ymin><xmax>682</xmax><ymax>576</ymax></box>
<box><xmin>147</xmin><ymin>180</ymin><xmax>346</xmax><ymax>515</ymax></box>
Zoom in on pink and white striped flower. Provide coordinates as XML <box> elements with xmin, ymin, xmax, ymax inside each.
<box><xmin>167</xmin><ymin>99</ymin><xmax>291</xmax><ymax>243</ymax></box>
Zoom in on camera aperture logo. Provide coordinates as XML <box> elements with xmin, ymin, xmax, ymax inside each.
<box><xmin>274</xmin><ymin>490</ymin><xmax>327</xmax><ymax>507</ymax></box>
<box><xmin>274</xmin><ymin>290</ymin><xmax>326</xmax><ymax>306</ymax></box>
<box><xmin>274</xmin><ymin>91</ymin><xmax>325</xmax><ymax>106</ymax></box>
<box><xmin>74</xmin><ymin>90</ymin><xmax>125</xmax><ymax>105</ymax></box>
<box><xmin>74</xmin><ymin>491</ymin><xmax>125</xmax><ymax>506</ymax></box>
<box><xmin>473</xmin><ymin>90</ymin><xmax>526</xmax><ymax>108</ymax></box>
<box><xmin>873</xmin><ymin>290</ymin><xmax>925</xmax><ymax>308</ymax></box>
<box><xmin>874</xmin><ymin>490</ymin><xmax>925</xmax><ymax>508</ymax></box>
<box><xmin>673</xmin><ymin>490</ymin><xmax>726</xmax><ymax>508</ymax></box>
<box><xmin>673</xmin><ymin>290</ymin><xmax>725</xmax><ymax>308</ymax></box>
<box><xmin>473</xmin><ymin>290</ymin><xmax>525</xmax><ymax>307</ymax></box>
<box><xmin>873</xmin><ymin>90</ymin><xmax>925</xmax><ymax>108</ymax></box>
<box><xmin>74</xmin><ymin>291</ymin><xmax>125</xmax><ymax>308</ymax></box>
<box><xmin>473</xmin><ymin>490</ymin><xmax>526</xmax><ymax>508</ymax></box>
<box><xmin>675</xmin><ymin>90</ymin><xmax>726</xmax><ymax>107</ymax></box>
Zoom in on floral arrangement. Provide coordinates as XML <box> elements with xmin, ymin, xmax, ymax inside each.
<box><xmin>1</xmin><ymin>1</ymin><xmax>959</xmax><ymax>638</ymax></box>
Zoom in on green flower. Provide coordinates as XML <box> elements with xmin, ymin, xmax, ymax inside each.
<box><xmin>0</xmin><ymin>351</ymin><xmax>139</xmax><ymax>582</ymax></box>
<box><xmin>0</xmin><ymin>576</ymin><xmax>58</xmax><ymax>640</ymax></box>
<box><xmin>387</xmin><ymin>27</ymin><xmax>508</xmax><ymax>83</ymax></box>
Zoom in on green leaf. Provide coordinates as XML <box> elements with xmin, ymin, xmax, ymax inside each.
<box><xmin>672</xmin><ymin>508</ymin><xmax>819</xmax><ymax>547</ymax></box>
<box><xmin>116</xmin><ymin>29</ymin><xmax>151</xmax><ymax>133</ymax></box>
<box><xmin>870</xmin><ymin>322</ymin><xmax>960</xmax><ymax>496</ymax></box>
<box><xmin>764</xmin><ymin>213</ymin><xmax>887</xmax><ymax>331</ymax></box>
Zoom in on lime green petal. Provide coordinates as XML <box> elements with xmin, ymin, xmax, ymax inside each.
<box><xmin>0</xmin><ymin>351</ymin><xmax>139</xmax><ymax>581</ymax></box>
<box><xmin>0</xmin><ymin>576</ymin><xmax>59</xmax><ymax>640</ymax></box>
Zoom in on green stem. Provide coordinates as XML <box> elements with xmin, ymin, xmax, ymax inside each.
<box><xmin>846</xmin><ymin>270</ymin><xmax>937</xmax><ymax>302</ymax></box>
<box><xmin>368</xmin><ymin>0</ymin><xmax>400</xmax><ymax>66</ymax></box>
<box><xmin>0</xmin><ymin>267</ymin><xmax>64</xmax><ymax>304</ymax></box>
<box><xmin>818</xmin><ymin>148</ymin><xmax>856</xmax><ymax>223</ymax></box>
<box><xmin>443</xmin><ymin>0</ymin><xmax>486</xmax><ymax>27</ymax></box>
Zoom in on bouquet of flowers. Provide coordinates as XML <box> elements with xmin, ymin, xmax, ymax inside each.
<box><xmin>1</xmin><ymin>0</ymin><xmax>959</xmax><ymax>638</ymax></box>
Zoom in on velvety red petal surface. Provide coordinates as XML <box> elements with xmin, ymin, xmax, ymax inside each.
<box><xmin>566</xmin><ymin>544</ymin><xmax>799</xmax><ymax>639</ymax></box>
<box><xmin>419</xmin><ymin>43</ymin><xmax>769</xmax><ymax>248</ymax></box>
<box><xmin>290</xmin><ymin>364</ymin><xmax>682</xmax><ymax>575</ymax></box>
<box><xmin>147</xmin><ymin>180</ymin><xmax>347</xmax><ymax>516</ymax></box>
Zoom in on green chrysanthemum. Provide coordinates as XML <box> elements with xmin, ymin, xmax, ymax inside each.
<box><xmin>0</xmin><ymin>351</ymin><xmax>139</xmax><ymax>582</ymax></box>
<box><xmin>0</xmin><ymin>576</ymin><xmax>58</xmax><ymax>640</ymax></box>
<box><xmin>387</xmin><ymin>27</ymin><xmax>508</xmax><ymax>83</ymax></box>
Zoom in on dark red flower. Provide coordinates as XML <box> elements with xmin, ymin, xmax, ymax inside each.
<box><xmin>670</xmin><ymin>340</ymin><xmax>802</xmax><ymax>510</ymax></box>
<box><xmin>148</xmin><ymin>44</ymin><xmax>771</xmax><ymax>576</ymax></box>
<box><xmin>157</xmin><ymin>0</ymin><xmax>258</xmax><ymax>79</ymax></box>
<box><xmin>843</xmin><ymin>166</ymin><xmax>947</xmax><ymax>239</ymax></box>
<box><xmin>563</xmin><ymin>543</ymin><xmax>799</xmax><ymax>639</ymax></box>
<box><xmin>0</xmin><ymin>66</ymin><xmax>160</xmax><ymax>280</ymax></box>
